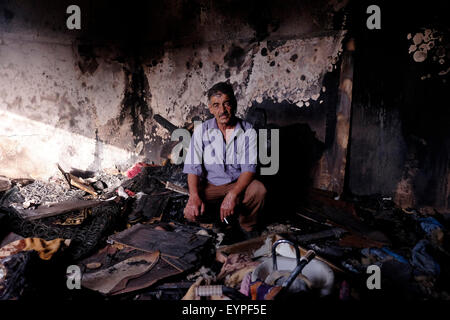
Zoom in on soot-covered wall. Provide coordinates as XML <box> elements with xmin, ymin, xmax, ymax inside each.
<box><xmin>1</xmin><ymin>0</ymin><xmax>448</xmax><ymax>211</ymax></box>
<box><xmin>0</xmin><ymin>0</ymin><xmax>348</xmax><ymax>180</ymax></box>
<box><xmin>347</xmin><ymin>1</ymin><xmax>449</xmax><ymax>211</ymax></box>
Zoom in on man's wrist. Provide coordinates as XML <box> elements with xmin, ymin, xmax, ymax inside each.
<box><xmin>228</xmin><ymin>189</ymin><xmax>239</xmax><ymax>197</ymax></box>
<box><xmin>189</xmin><ymin>192</ymin><xmax>200</xmax><ymax>198</ymax></box>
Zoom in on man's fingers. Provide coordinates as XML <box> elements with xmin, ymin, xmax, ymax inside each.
<box><xmin>184</xmin><ymin>208</ymin><xmax>195</xmax><ymax>222</ymax></box>
<box><xmin>225</xmin><ymin>209</ymin><xmax>233</xmax><ymax>218</ymax></box>
<box><xmin>184</xmin><ymin>204</ymin><xmax>199</xmax><ymax>220</ymax></box>
<box><xmin>193</xmin><ymin>206</ymin><xmax>199</xmax><ymax>217</ymax></box>
<box><xmin>200</xmin><ymin>202</ymin><xmax>205</xmax><ymax>215</ymax></box>
<box><xmin>220</xmin><ymin>207</ymin><xmax>233</xmax><ymax>221</ymax></box>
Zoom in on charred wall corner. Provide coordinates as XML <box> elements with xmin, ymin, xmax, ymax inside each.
<box><xmin>346</xmin><ymin>0</ymin><xmax>450</xmax><ymax>211</ymax></box>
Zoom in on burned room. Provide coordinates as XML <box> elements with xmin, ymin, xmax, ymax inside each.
<box><xmin>0</xmin><ymin>0</ymin><xmax>449</xmax><ymax>307</ymax></box>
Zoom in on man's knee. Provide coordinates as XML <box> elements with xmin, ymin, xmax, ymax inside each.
<box><xmin>245</xmin><ymin>180</ymin><xmax>267</xmax><ymax>202</ymax></box>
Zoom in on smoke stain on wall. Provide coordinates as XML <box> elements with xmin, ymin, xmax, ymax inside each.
<box><xmin>119</xmin><ymin>60</ymin><xmax>153</xmax><ymax>148</ymax></box>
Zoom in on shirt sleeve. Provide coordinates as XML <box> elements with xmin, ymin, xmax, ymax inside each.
<box><xmin>183</xmin><ymin>124</ymin><xmax>204</xmax><ymax>176</ymax></box>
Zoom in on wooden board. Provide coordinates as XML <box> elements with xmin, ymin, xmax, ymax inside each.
<box><xmin>18</xmin><ymin>199</ymin><xmax>105</xmax><ymax>220</ymax></box>
<box><xmin>314</xmin><ymin>39</ymin><xmax>355</xmax><ymax>195</ymax></box>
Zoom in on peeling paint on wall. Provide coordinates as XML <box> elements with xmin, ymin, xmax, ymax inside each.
<box><xmin>408</xmin><ymin>29</ymin><xmax>438</xmax><ymax>62</ymax></box>
<box><xmin>0</xmin><ymin>0</ymin><xmax>348</xmax><ymax>179</ymax></box>
<box><xmin>407</xmin><ymin>28</ymin><xmax>449</xmax><ymax>81</ymax></box>
<box><xmin>145</xmin><ymin>31</ymin><xmax>345</xmax><ymax>130</ymax></box>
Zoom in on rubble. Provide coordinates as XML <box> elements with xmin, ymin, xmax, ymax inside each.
<box><xmin>0</xmin><ymin>177</ymin><xmax>11</xmax><ymax>192</ymax></box>
<box><xmin>186</xmin><ymin>266</ymin><xmax>217</xmax><ymax>284</ymax></box>
<box><xmin>3</xmin><ymin>179</ymin><xmax>86</xmax><ymax>210</ymax></box>
<box><xmin>57</xmin><ymin>164</ymin><xmax>98</xmax><ymax>197</ymax></box>
<box><xmin>1</xmin><ymin>163</ymin><xmax>450</xmax><ymax>301</ymax></box>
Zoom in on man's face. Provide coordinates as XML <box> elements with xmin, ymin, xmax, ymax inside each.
<box><xmin>208</xmin><ymin>92</ymin><xmax>235</xmax><ymax>126</ymax></box>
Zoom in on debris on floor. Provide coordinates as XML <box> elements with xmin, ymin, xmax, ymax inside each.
<box><xmin>1</xmin><ymin>163</ymin><xmax>450</xmax><ymax>301</ymax></box>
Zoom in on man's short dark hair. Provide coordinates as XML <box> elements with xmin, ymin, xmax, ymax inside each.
<box><xmin>207</xmin><ymin>82</ymin><xmax>237</xmax><ymax>109</ymax></box>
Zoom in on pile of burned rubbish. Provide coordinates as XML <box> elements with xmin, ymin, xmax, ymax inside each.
<box><xmin>1</xmin><ymin>165</ymin><xmax>449</xmax><ymax>301</ymax></box>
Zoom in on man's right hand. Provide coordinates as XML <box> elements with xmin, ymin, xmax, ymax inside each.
<box><xmin>184</xmin><ymin>194</ymin><xmax>205</xmax><ymax>222</ymax></box>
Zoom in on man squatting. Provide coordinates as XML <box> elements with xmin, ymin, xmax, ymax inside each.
<box><xmin>183</xmin><ymin>82</ymin><xmax>267</xmax><ymax>238</ymax></box>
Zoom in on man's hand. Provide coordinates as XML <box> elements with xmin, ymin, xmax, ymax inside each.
<box><xmin>184</xmin><ymin>194</ymin><xmax>205</xmax><ymax>222</ymax></box>
<box><xmin>220</xmin><ymin>191</ymin><xmax>238</xmax><ymax>222</ymax></box>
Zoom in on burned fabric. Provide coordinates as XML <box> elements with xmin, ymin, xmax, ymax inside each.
<box><xmin>0</xmin><ymin>237</ymin><xmax>70</xmax><ymax>260</ymax></box>
<box><xmin>1</xmin><ymin>202</ymin><xmax>125</xmax><ymax>261</ymax></box>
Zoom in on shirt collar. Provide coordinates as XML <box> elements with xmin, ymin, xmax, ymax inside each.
<box><xmin>209</xmin><ymin>117</ymin><xmax>243</xmax><ymax>144</ymax></box>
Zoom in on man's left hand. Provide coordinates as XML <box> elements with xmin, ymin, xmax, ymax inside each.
<box><xmin>220</xmin><ymin>191</ymin><xmax>238</xmax><ymax>222</ymax></box>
